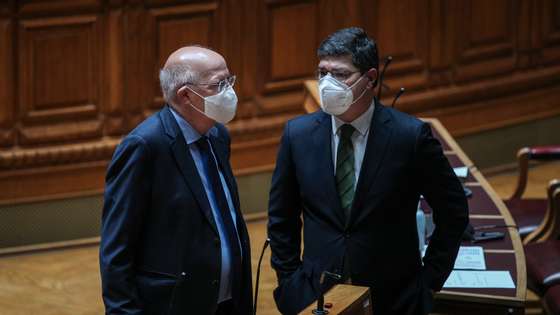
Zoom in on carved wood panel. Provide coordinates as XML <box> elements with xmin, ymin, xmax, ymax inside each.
<box><xmin>538</xmin><ymin>0</ymin><xmax>560</xmax><ymax>65</ymax></box>
<box><xmin>149</xmin><ymin>2</ymin><xmax>220</xmax><ymax>108</ymax></box>
<box><xmin>1</xmin><ymin>0</ymin><xmax>560</xmax><ymax>205</ymax></box>
<box><xmin>18</xmin><ymin>14</ymin><xmax>102</xmax><ymax>145</ymax></box>
<box><xmin>254</xmin><ymin>0</ymin><xmax>319</xmax><ymax>114</ymax></box>
<box><xmin>0</xmin><ymin>9</ymin><xmax>15</xmax><ymax>147</ymax></box>
<box><xmin>369</xmin><ymin>0</ymin><xmax>429</xmax><ymax>95</ymax></box>
<box><xmin>16</xmin><ymin>0</ymin><xmax>102</xmax><ymax>16</ymax></box>
<box><xmin>449</xmin><ymin>0</ymin><xmax>518</xmax><ymax>82</ymax></box>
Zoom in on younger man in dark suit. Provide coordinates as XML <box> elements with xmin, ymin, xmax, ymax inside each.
<box><xmin>268</xmin><ymin>27</ymin><xmax>469</xmax><ymax>315</ymax></box>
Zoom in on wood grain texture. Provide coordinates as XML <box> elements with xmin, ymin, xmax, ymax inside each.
<box><xmin>0</xmin><ymin>17</ymin><xmax>15</xmax><ymax>147</ymax></box>
<box><xmin>300</xmin><ymin>285</ymin><xmax>372</xmax><ymax>315</ymax></box>
<box><xmin>103</xmin><ymin>6</ymin><xmax>125</xmax><ymax>135</ymax></box>
<box><xmin>0</xmin><ymin>0</ymin><xmax>559</xmax><ymax>204</ymax></box>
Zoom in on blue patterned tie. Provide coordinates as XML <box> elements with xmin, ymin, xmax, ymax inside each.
<box><xmin>195</xmin><ymin>136</ymin><xmax>242</xmax><ymax>300</ymax></box>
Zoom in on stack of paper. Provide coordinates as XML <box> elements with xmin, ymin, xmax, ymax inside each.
<box><xmin>453</xmin><ymin>166</ymin><xmax>469</xmax><ymax>178</ymax></box>
<box><xmin>454</xmin><ymin>246</ymin><xmax>486</xmax><ymax>270</ymax></box>
<box><xmin>443</xmin><ymin>270</ymin><xmax>515</xmax><ymax>289</ymax></box>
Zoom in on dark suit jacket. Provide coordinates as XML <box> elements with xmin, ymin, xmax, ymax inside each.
<box><xmin>99</xmin><ymin>105</ymin><xmax>252</xmax><ymax>315</ymax></box>
<box><xmin>268</xmin><ymin>103</ymin><xmax>469</xmax><ymax>315</ymax></box>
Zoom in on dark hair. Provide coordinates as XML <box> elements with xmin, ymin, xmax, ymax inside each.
<box><xmin>317</xmin><ymin>27</ymin><xmax>379</xmax><ymax>74</ymax></box>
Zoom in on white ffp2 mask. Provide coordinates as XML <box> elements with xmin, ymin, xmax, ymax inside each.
<box><xmin>318</xmin><ymin>74</ymin><xmax>367</xmax><ymax>116</ymax></box>
<box><xmin>188</xmin><ymin>85</ymin><xmax>238</xmax><ymax>124</ymax></box>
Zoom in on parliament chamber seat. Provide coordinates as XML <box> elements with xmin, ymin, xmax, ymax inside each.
<box><xmin>544</xmin><ymin>284</ymin><xmax>560</xmax><ymax>315</ymax></box>
<box><xmin>504</xmin><ymin>146</ymin><xmax>560</xmax><ymax>239</ymax></box>
<box><xmin>523</xmin><ymin>178</ymin><xmax>560</xmax><ymax>313</ymax></box>
<box><xmin>525</xmin><ymin>240</ymin><xmax>560</xmax><ymax>296</ymax></box>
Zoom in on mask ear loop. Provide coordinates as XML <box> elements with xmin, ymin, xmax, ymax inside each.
<box><xmin>179</xmin><ymin>85</ymin><xmax>213</xmax><ymax>118</ymax></box>
<box><xmin>346</xmin><ymin>75</ymin><xmax>370</xmax><ymax>107</ymax></box>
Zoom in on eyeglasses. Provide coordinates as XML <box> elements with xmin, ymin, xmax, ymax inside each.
<box><xmin>316</xmin><ymin>69</ymin><xmax>360</xmax><ymax>82</ymax></box>
<box><xmin>192</xmin><ymin>75</ymin><xmax>236</xmax><ymax>93</ymax></box>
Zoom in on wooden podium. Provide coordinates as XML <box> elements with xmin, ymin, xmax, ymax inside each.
<box><xmin>300</xmin><ymin>285</ymin><xmax>372</xmax><ymax>315</ymax></box>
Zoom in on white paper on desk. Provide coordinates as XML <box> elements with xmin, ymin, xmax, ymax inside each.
<box><xmin>443</xmin><ymin>270</ymin><xmax>515</xmax><ymax>289</ymax></box>
<box><xmin>454</xmin><ymin>246</ymin><xmax>486</xmax><ymax>270</ymax></box>
<box><xmin>453</xmin><ymin>166</ymin><xmax>469</xmax><ymax>178</ymax></box>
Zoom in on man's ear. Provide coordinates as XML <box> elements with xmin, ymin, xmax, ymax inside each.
<box><xmin>366</xmin><ymin>68</ymin><xmax>378</xmax><ymax>89</ymax></box>
<box><xmin>176</xmin><ymin>85</ymin><xmax>191</xmax><ymax>104</ymax></box>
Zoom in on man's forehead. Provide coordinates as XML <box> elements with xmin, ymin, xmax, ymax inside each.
<box><xmin>318</xmin><ymin>55</ymin><xmax>357</xmax><ymax>70</ymax></box>
<box><xmin>190</xmin><ymin>55</ymin><xmax>225</xmax><ymax>72</ymax></box>
<box><xmin>164</xmin><ymin>46</ymin><xmax>229</xmax><ymax>79</ymax></box>
<box><xmin>201</xmin><ymin>67</ymin><xmax>230</xmax><ymax>80</ymax></box>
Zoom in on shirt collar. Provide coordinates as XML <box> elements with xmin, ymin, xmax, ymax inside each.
<box><xmin>331</xmin><ymin>98</ymin><xmax>375</xmax><ymax>137</ymax></box>
<box><xmin>169</xmin><ymin>106</ymin><xmax>217</xmax><ymax>144</ymax></box>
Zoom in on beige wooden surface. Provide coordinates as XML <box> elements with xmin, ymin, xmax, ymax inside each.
<box><xmin>300</xmin><ymin>285</ymin><xmax>371</xmax><ymax>315</ymax></box>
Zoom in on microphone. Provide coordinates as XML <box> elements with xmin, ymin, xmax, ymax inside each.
<box><xmin>312</xmin><ymin>271</ymin><xmax>342</xmax><ymax>315</ymax></box>
<box><xmin>377</xmin><ymin>56</ymin><xmax>393</xmax><ymax>100</ymax></box>
<box><xmin>253</xmin><ymin>238</ymin><xmax>270</xmax><ymax>315</ymax></box>
<box><xmin>391</xmin><ymin>87</ymin><xmax>405</xmax><ymax>108</ymax></box>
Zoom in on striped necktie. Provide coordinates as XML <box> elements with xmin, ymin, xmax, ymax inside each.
<box><xmin>336</xmin><ymin>124</ymin><xmax>356</xmax><ymax>216</ymax></box>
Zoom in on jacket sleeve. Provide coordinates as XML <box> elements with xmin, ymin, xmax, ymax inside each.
<box><xmin>267</xmin><ymin>121</ymin><xmax>304</xmax><ymax>283</ymax></box>
<box><xmin>99</xmin><ymin>135</ymin><xmax>152</xmax><ymax>314</ymax></box>
<box><xmin>414</xmin><ymin>122</ymin><xmax>469</xmax><ymax>291</ymax></box>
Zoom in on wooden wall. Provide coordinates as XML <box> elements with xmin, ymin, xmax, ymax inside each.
<box><xmin>1</xmin><ymin>0</ymin><xmax>560</xmax><ymax>205</ymax></box>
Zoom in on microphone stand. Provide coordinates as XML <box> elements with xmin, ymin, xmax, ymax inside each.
<box><xmin>253</xmin><ymin>238</ymin><xmax>270</xmax><ymax>315</ymax></box>
<box><xmin>312</xmin><ymin>271</ymin><xmax>342</xmax><ymax>315</ymax></box>
<box><xmin>391</xmin><ymin>87</ymin><xmax>405</xmax><ymax>108</ymax></box>
<box><xmin>377</xmin><ymin>56</ymin><xmax>392</xmax><ymax>100</ymax></box>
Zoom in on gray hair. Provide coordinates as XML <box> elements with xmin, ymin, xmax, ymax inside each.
<box><xmin>159</xmin><ymin>63</ymin><xmax>200</xmax><ymax>103</ymax></box>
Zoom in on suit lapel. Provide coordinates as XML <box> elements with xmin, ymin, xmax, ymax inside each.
<box><xmin>160</xmin><ymin>106</ymin><xmax>219</xmax><ymax>235</ymax></box>
<box><xmin>349</xmin><ymin>104</ymin><xmax>393</xmax><ymax>227</ymax></box>
<box><xmin>312</xmin><ymin>112</ymin><xmax>346</xmax><ymax>230</ymax></box>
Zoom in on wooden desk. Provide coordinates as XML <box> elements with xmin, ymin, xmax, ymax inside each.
<box><xmin>423</xmin><ymin>118</ymin><xmax>526</xmax><ymax>314</ymax></box>
<box><xmin>300</xmin><ymin>285</ymin><xmax>372</xmax><ymax>315</ymax></box>
<box><xmin>303</xmin><ymin>81</ymin><xmax>527</xmax><ymax>314</ymax></box>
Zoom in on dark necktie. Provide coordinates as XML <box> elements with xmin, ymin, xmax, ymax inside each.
<box><xmin>336</xmin><ymin>124</ymin><xmax>356</xmax><ymax>216</ymax></box>
<box><xmin>195</xmin><ymin>136</ymin><xmax>242</xmax><ymax>299</ymax></box>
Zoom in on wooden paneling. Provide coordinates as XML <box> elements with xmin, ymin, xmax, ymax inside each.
<box><xmin>268</xmin><ymin>2</ymin><xmax>316</xmax><ymax>82</ymax></box>
<box><xmin>150</xmin><ymin>3</ymin><xmax>219</xmax><ymax>107</ymax></box>
<box><xmin>450</xmin><ymin>0</ymin><xmax>518</xmax><ymax>82</ymax></box>
<box><xmin>538</xmin><ymin>0</ymin><xmax>560</xmax><ymax>65</ymax></box>
<box><xmin>0</xmin><ymin>6</ymin><xmax>15</xmax><ymax>147</ymax></box>
<box><xmin>1</xmin><ymin>0</ymin><xmax>560</xmax><ymax>204</ymax></box>
<box><xmin>103</xmin><ymin>5</ymin><xmax>125</xmax><ymax>135</ymax></box>
<box><xmin>254</xmin><ymin>0</ymin><xmax>318</xmax><ymax>114</ymax></box>
<box><xmin>18</xmin><ymin>14</ymin><xmax>102</xmax><ymax>145</ymax></box>
<box><xmin>373</xmin><ymin>0</ymin><xmax>429</xmax><ymax>91</ymax></box>
<box><xmin>17</xmin><ymin>0</ymin><xmax>102</xmax><ymax>17</ymax></box>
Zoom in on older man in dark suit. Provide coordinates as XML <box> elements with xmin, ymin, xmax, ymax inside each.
<box><xmin>268</xmin><ymin>27</ymin><xmax>469</xmax><ymax>315</ymax></box>
<box><xmin>100</xmin><ymin>46</ymin><xmax>252</xmax><ymax>315</ymax></box>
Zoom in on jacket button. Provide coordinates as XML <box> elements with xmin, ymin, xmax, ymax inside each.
<box><xmin>212</xmin><ymin>279</ymin><xmax>219</xmax><ymax>286</ymax></box>
<box><xmin>214</xmin><ymin>237</ymin><xmax>220</xmax><ymax>246</ymax></box>
<box><xmin>344</xmin><ymin>233</ymin><xmax>350</xmax><ymax>239</ymax></box>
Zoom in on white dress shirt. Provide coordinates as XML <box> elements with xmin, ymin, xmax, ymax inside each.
<box><xmin>331</xmin><ymin>100</ymin><xmax>375</xmax><ymax>188</ymax></box>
